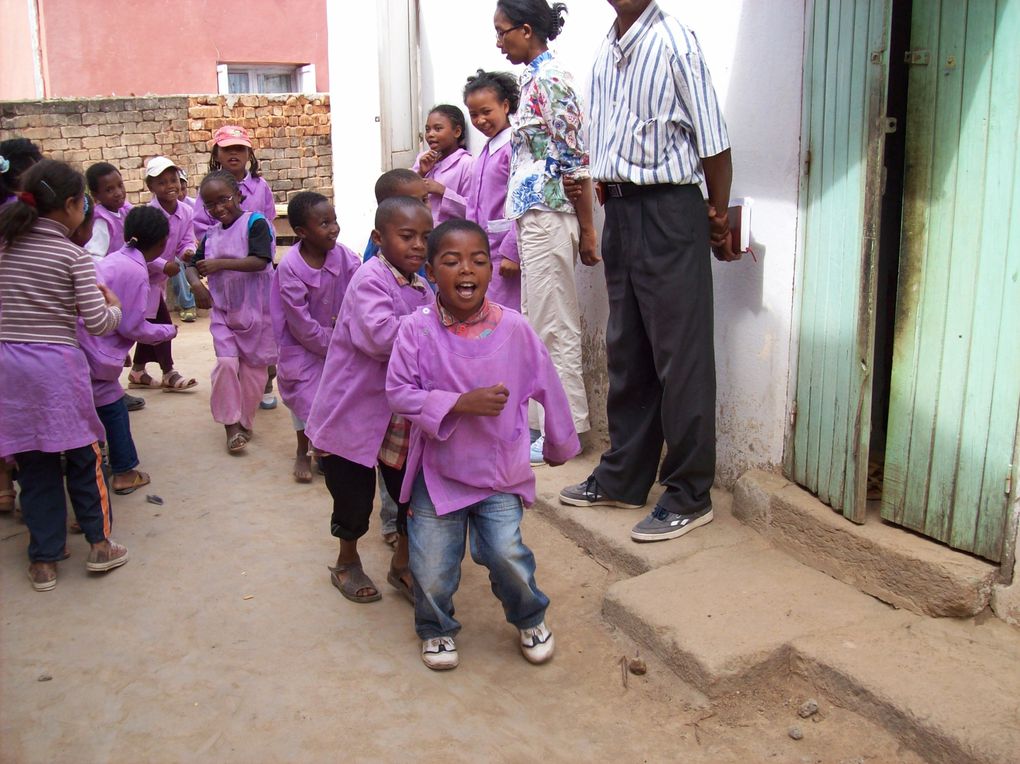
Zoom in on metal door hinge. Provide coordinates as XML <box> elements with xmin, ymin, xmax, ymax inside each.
<box><xmin>804</xmin><ymin>149</ymin><xmax>812</xmax><ymax>176</ymax></box>
<box><xmin>904</xmin><ymin>49</ymin><xmax>930</xmax><ymax>65</ymax></box>
<box><xmin>1007</xmin><ymin>465</ymin><xmax>1014</xmax><ymax>496</ymax></box>
<box><xmin>790</xmin><ymin>401</ymin><xmax>798</xmax><ymax>429</ymax></box>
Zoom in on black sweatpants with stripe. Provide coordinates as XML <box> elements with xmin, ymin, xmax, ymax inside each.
<box><xmin>16</xmin><ymin>443</ymin><xmax>113</xmax><ymax>561</ymax></box>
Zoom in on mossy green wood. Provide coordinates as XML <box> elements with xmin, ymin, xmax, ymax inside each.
<box><xmin>883</xmin><ymin>0</ymin><xmax>1020</xmax><ymax>562</ymax></box>
<box><xmin>788</xmin><ymin>0</ymin><xmax>891</xmax><ymax>522</ymax></box>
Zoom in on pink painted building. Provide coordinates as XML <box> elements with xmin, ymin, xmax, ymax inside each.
<box><xmin>2</xmin><ymin>0</ymin><xmax>328</xmax><ymax>99</ymax></box>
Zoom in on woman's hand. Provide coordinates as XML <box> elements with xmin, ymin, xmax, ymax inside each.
<box><xmin>97</xmin><ymin>284</ymin><xmax>121</xmax><ymax>310</ymax></box>
<box><xmin>578</xmin><ymin>225</ymin><xmax>600</xmax><ymax>266</ymax></box>
<box><xmin>499</xmin><ymin>259</ymin><xmax>521</xmax><ymax>278</ymax></box>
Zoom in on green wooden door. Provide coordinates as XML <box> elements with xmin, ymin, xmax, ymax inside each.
<box><xmin>882</xmin><ymin>0</ymin><xmax>1020</xmax><ymax>562</ymax></box>
<box><xmin>786</xmin><ymin>0</ymin><xmax>892</xmax><ymax>522</ymax></box>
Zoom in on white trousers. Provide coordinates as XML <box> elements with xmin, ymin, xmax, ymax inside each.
<box><xmin>517</xmin><ymin>209</ymin><xmax>590</xmax><ymax>434</ymax></box>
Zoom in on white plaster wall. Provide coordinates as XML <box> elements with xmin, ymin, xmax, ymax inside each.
<box><xmin>329</xmin><ymin>0</ymin><xmax>805</xmax><ymax>486</ymax></box>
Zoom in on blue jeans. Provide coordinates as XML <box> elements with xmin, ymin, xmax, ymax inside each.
<box><xmin>171</xmin><ymin>264</ymin><xmax>195</xmax><ymax>310</ymax></box>
<box><xmin>408</xmin><ymin>472</ymin><xmax>549</xmax><ymax>639</ymax></box>
<box><xmin>96</xmin><ymin>396</ymin><xmax>139</xmax><ymax>475</ymax></box>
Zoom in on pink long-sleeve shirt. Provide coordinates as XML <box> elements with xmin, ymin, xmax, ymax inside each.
<box><xmin>270</xmin><ymin>242</ymin><xmax>361</xmax><ymax>422</ymax></box>
<box><xmin>304</xmin><ymin>255</ymin><xmax>434</xmax><ymax>466</ymax></box>
<box><xmin>387</xmin><ymin>305</ymin><xmax>579</xmax><ymax>515</ymax></box>
<box><xmin>413</xmin><ymin>147</ymin><xmax>472</xmax><ymax>225</ymax></box>
<box><xmin>79</xmin><ymin>246</ymin><xmax>176</xmax><ymax>406</ymax></box>
<box><xmin>465</xmin><ymin>128</ymin><xmax>520</xmax><ymax>310</ymax></box>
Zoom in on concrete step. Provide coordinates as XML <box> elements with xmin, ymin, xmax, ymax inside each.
<box><xmin>603</xmin><ymin>546</ymin><xmax>1020</xmax><ymax>764</ymax></box>
<box><xmin>732</xmin><ymin>471</ymin><xmax>999</xmax><ymax>617</ymax></box>
<box><xmin>533</xmin><ymin>456</ymin><xmax>764</xmax><ymax>577</ymax></box>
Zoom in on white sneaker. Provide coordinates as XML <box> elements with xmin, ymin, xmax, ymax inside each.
<box><xmin>421</xmin><ymin>637</ymin><xmax>458</xmax><ymax>670</ymax></box>
<box><xmin>529</xmin><ymin>435</ymin><xmax>545</xmax><ymax>466</ymax></box>
<box><xmin>519</xmin><ymin>621</ymin><xmax>555</xmax><ymax>664</ymax></box>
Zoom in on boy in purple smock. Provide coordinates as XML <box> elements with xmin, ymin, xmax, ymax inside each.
<box><xmin>305</xmin><ymin>197</ymin><xmax>434</xmax><ymax>606</ymax></box>
<box><xmin>386</xmin><ymin>219</ymin><xmax>579</xmax><ymax>671</ymax></box>
<box><xmin>84</xmin><ymin>162</ymin><xmax>133</xmax><ymax>258</ymax></box>
<box><xmin>79</xmin><ymin>207</ymin><xmax>176</xmax><ymax>496</ymax></box>
<box><xmin>271</xmin><ymin>192</ymin><xmax>361</xmax><ymax>483</ymax></box>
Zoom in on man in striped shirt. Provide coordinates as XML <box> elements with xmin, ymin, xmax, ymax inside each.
<box><xmin>559</xmin><ymin>0</ymin><xmax>738</xmax><ymax>542</ymax></box>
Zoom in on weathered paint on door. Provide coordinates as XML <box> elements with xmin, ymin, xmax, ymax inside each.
<box><xmin>786</xmin><ymin>0</ymin><xmax>891</xmax><ymax>521</ymax></box>
<box><xmin>882</xmin><ymin>0</ymin><xmax>1020</xmax><ymax>562</ymax></box>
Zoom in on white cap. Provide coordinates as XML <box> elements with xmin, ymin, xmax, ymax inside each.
<box><xmin>144</xmin><ymin>156</ymin><xmax>178</xmax><ymax>178</ymax></box>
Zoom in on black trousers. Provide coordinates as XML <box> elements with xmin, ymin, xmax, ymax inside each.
<box><xmin>16</xmin><ymin>443</ymin><xmax>113</xmax><ymax>561</ymax></box>
<box><xmin>593</xmin><ymin>184</ymin><xmax>716</xmax><ymax>514</ymax></box>
<box><xmin>322</xmin><ymin>455</ymin><xmax>408</xmax><ymax>541</ymax></box>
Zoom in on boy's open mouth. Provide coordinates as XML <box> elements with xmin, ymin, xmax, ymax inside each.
<box><xmin>455</xmin><ymin>282</ymin><xmax>477</xmax><ymax>299</ymax></box>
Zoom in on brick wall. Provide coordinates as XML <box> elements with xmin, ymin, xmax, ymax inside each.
<box><xmin>0</xmin><ymin>94</ymin><xmax>332</xmax><ymax>206</ymax></box>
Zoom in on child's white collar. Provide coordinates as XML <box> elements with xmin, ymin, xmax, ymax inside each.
<box><xmin>488</xmin><ymin>127</ymin><xmax>512</xmax><ymax>152</ymax></box>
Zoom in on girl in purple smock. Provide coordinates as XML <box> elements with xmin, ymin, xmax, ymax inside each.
<box><xmin>186</xmin><ymin>171</ymin><xmax>277</xmax><ymax>454</ymax></box>
<box><xmin>0</xmin><ymin>138</ymin><xmax>42</xmax><ymax>514</ymax></box>
<box><xmin>386</xmin><ymin>219</ymin><xmax>579</xmax><ymax>670</ymax></box>
<box><xmin>0</xmin><ymin>160</ymin><xmax>131</xmax><ymax>591</ymax></box>
<box><xmin>270</xmin><ymin>192</ymin><xmax>360</xmax><ymax>483</ymax></box>
<box><xmin>305</xmin><ymin>197</ymin><xmax>434</xmax><ymax>605</ymax></box>
<box><xmin>192</xmin><ymin>125</ymin><xmax>280</xmax><ymax>409</ymax></box>
<box><xmin>463</xmin><ymin>69</ymin><xmax>522</xmax><ymax>311</ymax></box>
<box><xmin>413</xmin><ymin>105</ymin><xmax>473</xmax><ymax>225</ymax></box>
<box><xmin>77</xmin><ymin>207</ymin><xmax>177</xmax><ymax>496</ymax></box>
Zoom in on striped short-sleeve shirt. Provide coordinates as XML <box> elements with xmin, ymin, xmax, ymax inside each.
<box><xmin>0</xmin><ymin>218</ymin><xmax>121</xmax><ymax>346</ymax></box>
<box><xmin>589</xmin><ymin>1</ymin><xmax>729</xmax><ymax>185</ymax></box>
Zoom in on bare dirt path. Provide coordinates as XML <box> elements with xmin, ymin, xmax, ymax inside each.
<box><xmin>1</xmin><ymin>318</ymin><xmax>922</xmax><ymax>763</ymax></box>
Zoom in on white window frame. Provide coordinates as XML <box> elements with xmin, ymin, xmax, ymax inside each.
<box><xmin>216</xmin><ymin>64</ymin><xmax>313</xmax><ymax>95</ymax></box>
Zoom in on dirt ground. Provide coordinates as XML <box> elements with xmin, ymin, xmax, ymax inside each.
<box><xmin>0</xmin><ymin>318</ymin><xmax>925</xmax><ymax>763</ymax></box>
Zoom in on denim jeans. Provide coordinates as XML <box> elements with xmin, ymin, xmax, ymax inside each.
<box><xmin>378</xmin><ymin>470</ymin><xmax>398</xmax><ymax>535</ymax></box>
<box><xmin>408</xmin><ymin>472</ymin><xmax>549</xmax><ymax>639</ymax></box>
<box><xmin>170</xmin><ymin>263</ymin><xmax>196</xmax><ymax>310</ymax></box>
<box><xmin>96</xmin><ymin>396</ymin><xmax>139</xmax><ymax>475</ymax></box>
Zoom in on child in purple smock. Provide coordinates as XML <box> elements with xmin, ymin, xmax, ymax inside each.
<box><xmin>84</xmin><ymin>162</ymin><xmax>133</xmax><ymax>258</ymax></box>
<box><xmin>413</xmin><ymin>105</ymin><xmax>472</xmax><ymax>225</ymax></box>
<box><xmin>463</xmin><ymin>70</ymin><xmax>522</xmax><ymax>311</ymax></box>
<box><xmin>387</xmin><ymin>219</ymin><xmax>579</xmax><ymax>671</ymax></box>
<box><xmin>187</xmin><ymin>171</ymin><xmax>277</xmax><ymax>455</ymax></box>
<box><xmin>0</xmin><ymin>160</ymin><xmax>131</xmax><ymax>592</ymax></box>
<box><xmin>78</xmin><ymin>207</ymin><xmax>177</xmax><ymax>496</ymax></box>
<box><xmin>129</xmin><ymin>156</ymin><xmax>198</xmax><ymax>393</ymax></box>
<box><xmin>270</xmin><ymin>192</ymin><xmax>360</xmax><ymax>483</ymax></box>
<box><xmin>305</xmin><ymin>197</ymin><xmax>434</xmax><ymax>605</ymax></box>
<box><xmin>0</xmin><ymin>139</ymin><xmax>43</xmax><ymax>515</ymax></box>
<box><xmin>193</xmin><ymin>125</ymin><xmax>279</xmax><ymax>409</ymax></box>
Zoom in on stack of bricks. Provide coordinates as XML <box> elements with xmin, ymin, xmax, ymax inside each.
<box><xmin>0</xmin><ymin>94</ymin><xmax>333</xmax><ymax>206</ymax></box>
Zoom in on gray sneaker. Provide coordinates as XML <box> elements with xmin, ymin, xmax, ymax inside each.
<box><xmin>630</xmin><ymin>504</ymin><xmax>713</xmax><ymax>542</ymax></box>
<box><xmin>559</xmin><ymin>474</ymin><xmax>644</xmax><ymax>509</ymax></box>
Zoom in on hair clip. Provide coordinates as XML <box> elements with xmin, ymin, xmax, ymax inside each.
<box><xmin>38</xmin><ymin>179</ymin><xmax>56</xmax><ymax>200</ymax></box>
<box><xmin>0</xmin><ymin>156</ymin><xmax>9</xmax><ymax>175</ymax></box>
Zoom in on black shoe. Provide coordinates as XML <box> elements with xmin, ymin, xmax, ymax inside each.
<box><xmin>630</xmin><ymin>504</ymin><xmax>713</xmax><ymax>543</ymax></box>
<box><xmin>559</xmin><ymin>474</ymin><xmax>644</xmax><ymax>509</ymax></box>
<box><xmin>124</xmin><ymin>394</ymin><xmax>145</xmax><ymax>412</ymax></box>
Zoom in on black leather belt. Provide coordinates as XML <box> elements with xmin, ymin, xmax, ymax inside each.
<box><xmin>603</xmin><ymin>182</ymin><xmax>677</xmax><ymax>199</ymax></box>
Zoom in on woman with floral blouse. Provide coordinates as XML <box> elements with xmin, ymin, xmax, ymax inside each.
<box><xmin>494</xmin><ymin>0</ymin><xmax>596</xmax><ymax>460</ymax></box>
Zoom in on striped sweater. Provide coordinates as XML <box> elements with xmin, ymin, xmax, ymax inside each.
<box><xmin>0</xmin><ymin>218</ymin><xmax>121</xmax><ymax>346</ymax></box>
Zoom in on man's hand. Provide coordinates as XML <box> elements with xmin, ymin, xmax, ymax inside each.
<box><xmin>563</xmin><ymin>175</ymin><xmax>583</xmax><ymax>204</ymax></box>
<box><xmin>452</xmin><ymin>384</ymin><xmax>509</xmax><ymax>416</ymax></box>
<box><xmin>707</xmin><ymin>204</ymin><xmax>741</xmax><ymax>262</ymax></box>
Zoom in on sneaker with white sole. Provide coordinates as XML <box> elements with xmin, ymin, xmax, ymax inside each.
<box><xmin>421</xmin><ymin>637</ymin><xmax>459</xmax><ymax>670</ymax></box>
<box><xmin>519</xmin><ymin>621</ymin><xmax>555</xmax><ymax>664</ymax></box>
<box><xmin>260</xmin><ymin>393</ymin><xmax>278</xmax><ymax>410</ymax></box>
<box><xmin>529</xmin><ymin>435</ymin><xmax>545</xmax><ymax>466</ymax></box>
<box><xmin>630</xmin><ymin>504</ymin><xmax>713</xmax><ymax>542</ymax></box>
<box><xmin>559</xmin><ymin>474</ymin><xmax>644</xmax><ymax>509</ymax></box>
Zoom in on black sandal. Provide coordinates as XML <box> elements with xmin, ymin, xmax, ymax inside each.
<box><xmin>329</xmin><ymin>561</ymin><xmax>382</xmax><ymax>603</ymax></box>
